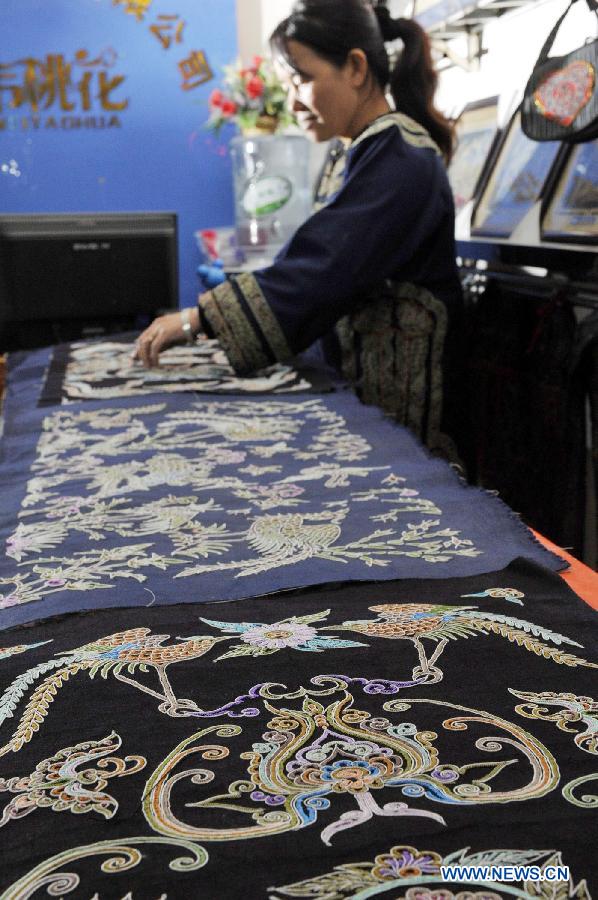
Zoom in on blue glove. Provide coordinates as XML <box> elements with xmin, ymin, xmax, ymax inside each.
<box><xmin>197</xmin><ymin>260</ymin><xmax>226</xmax><ymax>290</ymax></box>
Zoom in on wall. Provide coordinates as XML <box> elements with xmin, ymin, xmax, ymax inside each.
<box><xmin>0</xmin><ymin>0</ymin><xmax>238</xmax><ymax>308</ymax></box>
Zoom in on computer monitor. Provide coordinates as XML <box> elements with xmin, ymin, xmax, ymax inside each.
<box><xmin>0</xmin><ymin>211</ymin><xmax>178</xmax><ymax>350</ymax></box>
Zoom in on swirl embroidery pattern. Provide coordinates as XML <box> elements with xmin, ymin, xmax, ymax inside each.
<box><xmin>511</xmin><ymin>689</ymin><xmax>598</xmax><ymax>811</ymax></box>
<box><xmin>1</xmin><ymin>606</ymin><xmax>594</xmax><ymax>760</ymax></box>
<box><xmin>0</xmin><ymin>732</ymin><xmax>145</xmax><ymax>826</ymax></box>
<box><xmin>0</xmin><ymin>580</ymin><xmax>595</xmax><ymax>896</ymax></box>
<box><xmin>142</xmin><ymin>676</ymin><xmax>559</xmax><ymax>847</ymax></box>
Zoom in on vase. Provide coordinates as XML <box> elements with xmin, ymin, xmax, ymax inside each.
<box><xmin>241</xmin><ymin>115</ymin><xmax>279</xmax><ymax>136</ymax></box>
<box><xmin>229</xmin><ymin>133</ymin><xmax>312</xmax><ymax>263</ymax></box>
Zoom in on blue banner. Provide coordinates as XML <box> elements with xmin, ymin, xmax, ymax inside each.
<box><xmin>0</xmin><ymin>0</ymin><xmax>238</xmax><ymax>306</ymax></box>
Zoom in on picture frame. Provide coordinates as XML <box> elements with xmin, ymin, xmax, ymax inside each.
<box><xmin>540</xmin><ymin>140</ymin><xmax>598</xmax><ymax>244</ymax></box>
<box><xmin>470</xmin><ymin>109</ymin><xmax>562</xmax><ymax>238</ymax></box>
<box><xmin>448</xmin><ymin>96</ymin><xmax>500</xmax><ymax>212</ymax></box>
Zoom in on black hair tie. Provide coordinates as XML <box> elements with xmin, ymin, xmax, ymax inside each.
<box><xmin>374</xmin><ymin>4</ymin><xmax>410</xmax><ymax>42</ymax></box>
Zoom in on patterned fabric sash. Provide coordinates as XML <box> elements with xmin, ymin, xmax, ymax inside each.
<box><xmin>336</xmin><ymin>281</ymin><xmax>456</xmax><ymax>459</ymax></box>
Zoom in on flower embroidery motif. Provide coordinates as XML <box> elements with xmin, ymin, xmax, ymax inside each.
<box><xmin>462</xmin><ymin>587</ymin><xmax>525</xmax><ymax>606</ymax></box>
<box><xmin>372</xmin><ymin>845</ymin><xmax>442</xmax><ymax>880</ymax></box>
<box><xmin>272</xmin><ymin>845</ymin><xmax>583</xmax><ymax>899</ymax></box>
<box><xmin>400</xmin><ymin>892</ymin><xmax>500</xmax><ymax>900</ymax></box>
<box><xmin>142</xmin><ymin>678</ymin><xmax>559</xmax><ymax>850</ymax></box>
<box><xmin>201</xmin><ymin>610</ymin><xmax>367</xmax><ymax>660</ymax></box>
<box><xmin>240</xmin><ymin>622</ymin><xmax>318</xmax><ymax>650</ymax></box>
<box><xmin>307</xmin><ymin>756</ymin><xmax>395</xmax><ymax>794</ymax></box>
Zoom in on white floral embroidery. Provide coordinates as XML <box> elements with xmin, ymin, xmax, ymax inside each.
<box><xmin>47</xmin><ymin>340</ymin><xmax>312</xmax><ymax>401</ymax></box>
<box><xmin>2</xmin><ymin>400</ymin><xmax>482</xmax><ymax>608</ymax></box>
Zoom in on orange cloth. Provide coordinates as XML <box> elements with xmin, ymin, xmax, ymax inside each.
<box><xmin>533</xmin><ymin>530</ymin><xmax>598</xmax><ymax>610</ymax></box>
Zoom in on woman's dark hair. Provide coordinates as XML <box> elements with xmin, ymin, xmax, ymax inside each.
<box><xmin>270</xmin><ymin>0</ymin><xmax>454</xmax><ymax>162</ymax></box>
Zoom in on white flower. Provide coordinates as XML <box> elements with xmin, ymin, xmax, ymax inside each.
<box><xmin>241</xmin><ymin>621</ymin><xmax>317</xmax><ymax>650</ymax></box>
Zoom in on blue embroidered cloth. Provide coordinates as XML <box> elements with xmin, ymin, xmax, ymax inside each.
<box><xmin>0</xmin><ymin>350</ymin><xmax>564</xmax><ymax>630</ymax></box>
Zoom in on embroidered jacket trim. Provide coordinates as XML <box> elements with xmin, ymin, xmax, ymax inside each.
<box><xmin>200</xmin><ymin>274</ymin><xmax>293</xmax><ymax>376</ymax></box>
<box><xmin>201</xmin><ymin>280</ymin><xmax>271</xmax><ymax>375</ymax></box>
<box><xmin>236</xmin><ymin>273</ymin><xmax>293</xmax><ymax>363</ymax></box>
<box><xmin>335</xmin><ymin>280</ymin><xmax>448</xmax><ymax>449</ymax></box>
<box><xmin>351</xmin><ymin>112</ymin><xmax>442</xmax><ymax>156</ymax></box>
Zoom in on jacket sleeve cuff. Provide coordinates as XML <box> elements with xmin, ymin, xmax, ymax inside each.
<box><xmin>199</xmin><ymin>273</ymin><xmax>293</xmax><ymax>376</ymax></box>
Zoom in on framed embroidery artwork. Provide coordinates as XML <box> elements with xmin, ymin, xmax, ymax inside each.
<box><xmin>541</xmin><ymin>139</ymin><xmax>598</xmax><ymax>243</ymax></box>
<box><xmin>470</xmin><ymin>109</ymin><xmax>561</xmax><ymax>238</ymax></box>
<box><xmin>448</xmin><ymin>96</ymin><xmax>499</xmax><ymax>212</ymax></box>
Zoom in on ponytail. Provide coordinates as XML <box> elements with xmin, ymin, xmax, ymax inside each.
<box><xmin>271</xmin><ymin>0</ymin><xmax>455</xmax><ymax>163</ymax></box>
<box><xmin>374</xmin><ymin>5</ymin><xmax>455</xmax><ymax>162</ymax></box>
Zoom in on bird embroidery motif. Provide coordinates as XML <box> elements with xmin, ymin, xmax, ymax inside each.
<box><xmin>341</xmin><ymin>604</ymin><xmax>598</xmax><ymax>684</ymax></box>
<box><xmin>177</xmin><ymin>513</ymin><xmax>342</xmax><ymax>578</ymax></box>
<box><xmin>0</xmin><ymin>628</ymin><xmax>222</xmax><ymax>758</ymax></box>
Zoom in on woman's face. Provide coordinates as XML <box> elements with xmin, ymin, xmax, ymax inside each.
<box><xmin>280</xmin><ymin>39</ymin><xmax>363</xmax><ymax>142</ymax></box>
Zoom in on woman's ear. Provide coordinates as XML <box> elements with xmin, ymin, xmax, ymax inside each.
<box><xmin>345</xmin><ymin>48</ymin><xmax>369</xmax><ymax>88</ymax></box>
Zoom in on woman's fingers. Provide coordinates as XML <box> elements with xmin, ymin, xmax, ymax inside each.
<box><xmin>148</xmin><ymin>325</ymin><xmax>167</xmax><ymax>367</ymax></box>
<box><xmin>133</xmin><ymin>313</ymin><xmax>183</xmax><ymax>367</ymax></box>
<box><xmin>134</xmin><ymin>329</ymin><xmax>160</xmax><ymax>368</ymax></box>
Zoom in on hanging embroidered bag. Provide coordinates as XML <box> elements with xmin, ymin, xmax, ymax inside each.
<box><xmin>521</xmin><ymin>0</ymin><xmax>598</xmax><ymax>142</ymax></box>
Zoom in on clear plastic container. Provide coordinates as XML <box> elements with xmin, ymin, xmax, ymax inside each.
<box><xmin>229</xmin><ymin>134</ymin><xmax>312</xmax><ymax>262</ymax></box>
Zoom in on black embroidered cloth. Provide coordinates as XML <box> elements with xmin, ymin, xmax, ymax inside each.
<box><xmin>0</xmin><ymin>558</ymin><xmax>596</xmax><ymax>898</ymax></box>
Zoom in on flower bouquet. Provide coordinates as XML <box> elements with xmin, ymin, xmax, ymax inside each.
<box><xmin>207</xmin><ymin>56</ymin><xmax>295</xmax><ymax>135</ymax></box>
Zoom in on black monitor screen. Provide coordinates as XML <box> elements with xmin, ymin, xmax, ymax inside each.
<box><xmin>0</xmin><ymin>211</ymin><xmax>178</xmax><ymax>350</ymax></box>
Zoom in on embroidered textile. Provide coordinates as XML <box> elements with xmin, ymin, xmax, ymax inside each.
<box><xmin>0</xmin><ymin>558</ymin><xmax>596</xmax><ymax>897</ymax></box>
<box><xmin>38</xmin><ymin>337</ymin><xmax>328</xmax><ymax>406</ymax></box>
<box><xmin>201</xmin><ymin>277</ymin><xmax>294</xmax><ymax>376</ymax></box>
<box><xmin>335</xmin><ymin>280</ymin><xmax>455</xmax><ymax>456</ymax></box>
<box><xmin>0</xmin><ymin>389</ymin><xmax>564</xmax><ymax>629</ymax></box>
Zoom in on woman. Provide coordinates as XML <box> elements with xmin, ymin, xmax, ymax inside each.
<box><xmin>136</xmin><ymin>0</ymin><xmax>464</xmax><ymax>458</ymax></box>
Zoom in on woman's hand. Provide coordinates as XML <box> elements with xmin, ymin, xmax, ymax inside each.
<box><xmin>133</xmin><ymin>308</ymin><xmax>200</xmax><ymax>367</ymax></box>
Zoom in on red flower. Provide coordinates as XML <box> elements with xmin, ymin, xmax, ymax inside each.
<box><xmin>252</xmin><ymin>55</ymin><xmax>263</xmax><ymax>70</ymax></box>
<box><xmin>209</xmin><ymin>89</ymin><xmax>225</xmax><ymax>108</ymax></box>
<box><xmin>220</xmin><ymin>99</ymin><xmax>238</xmax><ymax>117</ymax></box>
<box><xmin>246</xmin><ymin>75</ymin><xmax>264</xmax><ymax>99</ymax></box>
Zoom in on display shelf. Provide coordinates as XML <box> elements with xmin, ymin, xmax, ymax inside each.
<box><xmin>456</xmin><ymin>199</ymin><xmax>598</xmax><ymax>278</ymax></box>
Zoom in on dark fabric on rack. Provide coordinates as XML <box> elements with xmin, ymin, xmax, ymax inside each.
<box><xmin>588</xmin><ymin>346</ymin><xmax>598</xmax><ymax>547</ymax></box>
<box><xmin>572</xmin><ymin>309</ymin><xmax>598</xmax><ymax>565</ymax></box>
<box><xmin>0</xmin><ymin>558</ymin><xmax>596</xmax><ymax>898</ymax></box>
<box><xmin>465</xmin><ymin>281</ymin><xmax>587</xmax><ymax>557</ymax></box>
